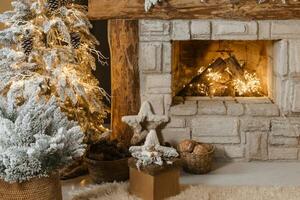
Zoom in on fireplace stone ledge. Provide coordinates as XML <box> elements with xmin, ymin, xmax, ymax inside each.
<box><xmin>244</xmin><ymin>103</ymin><xmax>280</xmax><ymax>117</ymax></box>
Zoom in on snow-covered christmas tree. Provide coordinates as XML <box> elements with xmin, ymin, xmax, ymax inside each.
<box><xmin>0</xmin><ymin>96</ymin><xmax>86</xmax><ymax>183</ymax></box>
<box><xmin>0</xmin><ymin>0</ymin><xmax>109</xmax><ymax>143</ymax></box>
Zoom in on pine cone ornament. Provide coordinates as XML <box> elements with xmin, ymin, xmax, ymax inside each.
<box><xmin>61</xmin><ymin>0</ymin><xmax>71</xmax><ymax>6</ymax></box>
<box><xmin>70</xmin><ymin>32</ymin><xmax>81</xmax><ymax>49</ymax></box>
<box><xmin>47</xmin><ymin>0</ymin><xmax>60</xmax><ymax>11</ymax></box>
<box><xmin>21</xmin><ymin>36</ymin><xmax>33</xmax><ymax>56</ymax></box>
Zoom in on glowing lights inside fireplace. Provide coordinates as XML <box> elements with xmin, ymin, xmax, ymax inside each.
<box><xmin>172</xmin><ymin>40</ymin><xmax>272</xmax><ymax>97</ymax></box>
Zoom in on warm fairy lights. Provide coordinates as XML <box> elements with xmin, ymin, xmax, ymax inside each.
<box><xmin>0</xmin><ymin>0</ymin><xmax>109</xmax><ymax>143</ymax></box>
<box><xmin>178</xmin><ymin>56</ymin><xmax>265</xmax><ymax>97</ymax></box>
<box><xmin>233</xmin><ymin>71</ymin><xmax>262</xmax><ymax>96</ymax></box>
<box><xmin>206</xmin><ymin>70</ymin><xmax>222</xmax><ymax>82</ymax></box>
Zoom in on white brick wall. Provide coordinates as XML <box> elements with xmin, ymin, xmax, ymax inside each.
<box><xmin>191</xmin><ymin>117</ymin><xmax>239</xmax><ymax>137</ymax></box>
<box><xmin>138</xmin><ymin>19</ymin><xmax>300</xmax><ymax>162</ymax></box>
<box><xmin>172</xmin><ymin>20</ymin><xmax>190</xmax><ymax>40</ymax></box>
<box><xmin>191</xmin><ymin>20</ymin><xmax>211</xmax><ymax>40</ymax></box>
<box><xmin>246</xmin><ymin>132</ymin><xmax>268</xmax><ymax>161</ymax></box>
<box><xmin>271</xmin><ymin>21</ymin><xmax>300</xmax><ymax>39</ymax></box>
<box><xmin>289</xmin><ymin>40</ymin><xmax>300</xmax><ymax>75</ymax></box>
<box><xmin>269</xmin><ymin>147</ymin><xmax>299</xmax><ymax>160</ymax></box>
<box><xmin>139</xmin><ymin>42</ymin><xmax>162</xmax><ymax>73</ymax></box>
<box><xmin>198</xmin><ymin>100</ymin><xmax>226</xmax><ymax>115</ymax></box>
<box><xmin>212</xmin><ymin>21</ymin><xmax>257</xmax><ymax>40</ymax></box>
<box><xmin>292</xmin><ymin>83</ymin><xmax>300</xmax><ymax>112</ymax></box>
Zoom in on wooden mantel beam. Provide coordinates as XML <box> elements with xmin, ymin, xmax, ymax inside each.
<box><xmin>88</xmin><ymin>0</ymin><xmax>300</xmax><ymax>20</ymax></box>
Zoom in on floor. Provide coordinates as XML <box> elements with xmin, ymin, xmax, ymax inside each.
<box><xmin>62</xmin><ymin>162</ymin><xmax>300</xmax><ymax>200</ymax></box>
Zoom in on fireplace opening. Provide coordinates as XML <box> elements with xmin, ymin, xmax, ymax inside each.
<box><xmin>172</xmin><ymin>40</ymin><xmax>273</xmax><ymax>98</ymax></box>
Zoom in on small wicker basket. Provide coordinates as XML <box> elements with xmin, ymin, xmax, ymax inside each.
<box><xmin>180</xmin><ymin>144</ymin><xmax>215</xmax><ymax>174</ymax></box>
<box><xmin>0</xmin><ymin>172</ymin><xmax>62</xmax><ymax>200</ymax></box>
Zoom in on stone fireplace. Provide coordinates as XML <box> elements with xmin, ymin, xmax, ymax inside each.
<box><xmin>139</xmin><ymin>20</ymin><xmax>300</xmax><ymax>161</ymax></box>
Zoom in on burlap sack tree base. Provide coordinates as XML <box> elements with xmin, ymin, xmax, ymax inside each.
<box><xmin>0</xmin><ymin>172</ymin><xmax>62</xmax><ymax>200</ymax></box>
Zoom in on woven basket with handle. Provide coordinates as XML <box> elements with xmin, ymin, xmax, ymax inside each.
<box><xmin>180</xmin><ymin>144</ymin><xmax>215</xmax><ymax>174</ymax></box>
<box><xmin>0</xmin><ymin>172</ymin><xmax>62</xmax><ymax>200</ymax></box>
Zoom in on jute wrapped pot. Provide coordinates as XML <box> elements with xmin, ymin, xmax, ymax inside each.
<box><xmin>0</xmin><ymin>172</ymin><xmax>62</xmax><ymax>200</ymax></box>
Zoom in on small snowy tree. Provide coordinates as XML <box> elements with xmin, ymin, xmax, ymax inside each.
<box><xmin>0</xmin><ymin>96</ymin><xmax>86</xmax><ymax>183</ymax></box>
<box><xmin>0</xmin><ymin>0</ymin><xmax>109</xmax><ymax>142</ymax></box>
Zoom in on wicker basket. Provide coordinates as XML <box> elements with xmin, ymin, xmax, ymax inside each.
<box><xmin>180</xmin><ymin>144</ymin><xmax>215</xmax><ymax>174</ymax></box>
<box><xmin>85</xmin><ymin>157</ymin><xmax>129</xmax><ymax>184</ymax></box>
<box><xmin>0</xmin><ymin>172</ymin><xmax>62</xmax><ymax>200</ymax></box>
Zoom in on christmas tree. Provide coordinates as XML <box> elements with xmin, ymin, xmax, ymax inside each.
<box><xmin>0</xmin><ymin>0</ymin><xmax>109</xmax><ymax>143</ymax></box>
<box><xmin>0</xmin><ymin>96</ymin><xmax>86</xmax><ymax>183</ymax></box>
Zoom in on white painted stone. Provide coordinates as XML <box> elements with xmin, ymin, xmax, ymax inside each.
<box><xmin>213</xmin><ymin>145</ymin><xmax>226</xmax><ymax>159</ymax></box>
<box><xmin>140</xmin><ymin>20</ymin><xmax>170</xmax><ymax>36</ymax></box>
<box><xmin>185</xmin><ymin>100</ymin><xmax>198</xmax><ymax>105</ymax></box>
<box><xmin>212</xmin><ymin>21</ymin><xmax>257</xmax><ymax>40</ymax></box>
<box><xmin>198</xmin><ymin>100</ymin><xmax>226</xmax><ymax>115</ymax></box>
<box><xmin>269</xmin><ymin>147</ymin><xmax>298</xmax><ymax>160</ymax></box>
<box><xmin>273</xmin><ymin>76</ymin><xmax>289</xmax><ymax>113</ymax></box>
<box><xmin>245</xmin><ymin>103</ymin><xmax>280</xmax><ymax>117</ymax></box>
<box><xmin>145</xmin><ymin>95</ymin><xmax>164</xmax><ymax>115</ymax></box>
<box><xmin>292</xmin><ymin>83</ymin><xmax>300</xmax><ymax>112</ymax></box>
<box><xmin>284</xmin><ymin>80</ymin><xmax>300</xmax><ymax>113</ymax></box>
<box><xmin>140</xmin><ymin>35</ymin><xmax>171</xmax><ymax>42</ymax></box>
<box><xmin>170</xmin><ymin>102</ymin><xmax>197</xmax><ymax>116</ymax></box>
<box><xmin>246</xmin><ymin>132</ymin><xmax>268</xmax><ymax>161</ymax></box>
<box><xmin>172</xmin><ymin>20</ymin><xmax>190</xmax><ymax>40</ymax></box>
<box><xmin>193</xmin><ymin>136</ymin><xmax>240</xmax><ymax>144</ymax></box>
<box><xmin>164</xmin><ymin>94</ymin><xmax>172</xmax><ymax>115</ymax></box>
<box><xmin>289</xmin><ymin>40</ymin><xmax>300</xmax><ymax>75</ymax></box>
<box><xmin>240</xmin><ymin>118</ymin><xmax>271</xmax><ymax>132</ymax></box>
<box><xmin>258</xmin><ymin>21</ymin><xmax>271</xmax><ymax>40</ymax></box>
<box><xmin>139</xmin><ymin>42</ymin><xmax>162</xmax><ymax>72</ymax></box>
<box><xmin>224</xmin><ymin>146</ymin><xmax>245</xmax><ymax>158</ymax></box>
<box><xmin>139</xmin><ymin>20</ymin><xmax>170</xmax><ymax>41</ymax></box>
<box><xmin>271</xmin><ymin>119</ymin><xmax>300</xmax><ymax>137</ymax></box>
<box><xmin>146</xmin><ymin>74</ymin><xmax>172</xmax><ymax>94</ymax></box>
<box><xmin>273</xmin><ymin>40</ymin><xmax>288</xmax><ymax>76</ymax></box>
<box><xmin>240</xmin><ymin>131</ymin><xmax>248</xmax><ymax>145</ymax></box>
<box><xmin>191</xmin><ymin>117</ymin><xmax>239</xmax><ymax>137</ymax></box>
<box><xmin>236</xmin><ymin>97</ymin><xmax>272</xmax><ymax>104</ymax></box>
<box><xmin>161</xmin><ymin>128</ymin><xmax>191</xmax><ymax>146</ymax></box>
<box><xmin>271</xmin><ymin>21</ymin><xmax>300</xmax><ymax>39</ymax></box>
<box><xmin>191</xmin><ymin>20</ymin><xmax>211</xmax><ymax>39</ymax></box>
<box><xmin>162</xmin><ymin>42</ymin><xmax>172</xmax><ymax>73</ymax></box>
<box><xmin>226</xmin><ymin>102</ymin><xmax>244</xmax><ymax>116</ymax></box>
<box><xmin>166</xmin><ymin>117</ymin><xmax>186</xmax><ymax>128</ymax></box>
<box><xmin>269</xmin><ymin>136</ymin><xmax>299</xmax><ymax>146</ymax></box>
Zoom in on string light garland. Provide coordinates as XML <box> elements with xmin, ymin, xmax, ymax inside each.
<box><xmin>0</xmin><ymin>0</ymin><xmax>109</xmax><ymax>143</ymax></box>
<box><xmin>177</xmin><ymin>56</ymin><xmax>264</xmax><ymax>97</ymax></box>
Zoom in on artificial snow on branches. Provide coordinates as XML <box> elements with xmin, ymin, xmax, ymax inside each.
<box><xmin>0</xmin><ymin>0</ymin><xmax>109</xmax><ymax>141</ymax></box>
<box><xmin>0</xmin><ymin>96</ymin><xmax>86</xmax><ymax>183</ymax></box>
<box><xmin>144</xmin><ymin>0</ymin><xmax>162</xmax><ymax>12</ymax></box>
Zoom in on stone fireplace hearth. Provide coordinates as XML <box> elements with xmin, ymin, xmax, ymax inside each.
<box><xmin>138</xmin><ymin>20</ymin><xmax>300</xmax><ymax>161</ymax></box>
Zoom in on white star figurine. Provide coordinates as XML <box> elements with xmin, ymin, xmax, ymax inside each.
<box><xmin>122</xmin><ymin>101</ymin><xmax>179</xmax><ymax>169</ymax></box>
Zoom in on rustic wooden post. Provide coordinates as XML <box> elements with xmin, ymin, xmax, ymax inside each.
<box><xmin>108</xmin><ymin>20</ymin><xmax>140</xmax><ymax>145</ymax></box>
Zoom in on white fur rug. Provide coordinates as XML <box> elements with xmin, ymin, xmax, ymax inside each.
<box><xmin>71</xmin><ymin>182</ymin><xmax>300</xmax><ymax>200</ymax></box>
